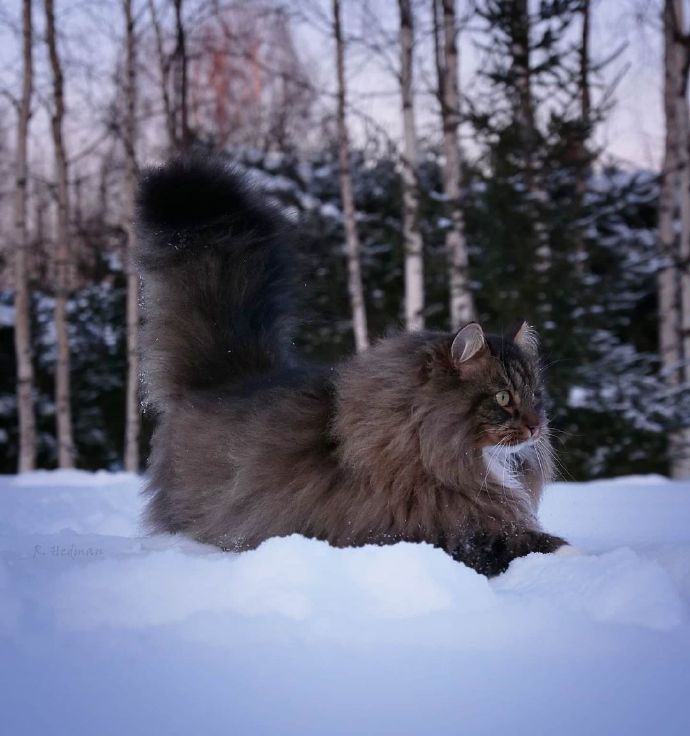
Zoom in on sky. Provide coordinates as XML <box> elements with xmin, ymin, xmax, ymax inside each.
<box><xmin>0</xmin><ymin>0</ymin><xmax>669</xmax><ymax>173</ymax></box>
<box><xmin>292</xmin><ymin>0</ymin><xmax>666</xmax><ymax>171</ymax></box>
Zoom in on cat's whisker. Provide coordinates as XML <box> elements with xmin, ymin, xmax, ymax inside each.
<box><xmin>480</xmin><ymin>437</ymin><xmax>508</xmax><ymax>499</ymax></box>
<box><xmin>537</xmin><ymin>437</ymin><xmax>571</xmax><ymax>481</ymax></box>
<box><xmin>480</xmin><ymin>443</ymin><xmax>498</xmax><ymax>496</ymax></box>
<box><xmin>533</xmin><ymin>441</ymin><xmax>547</xmax><ymax>483</ymax></box>
<box><xmin>544</xmin><ymin>426</ymin><xmax>575</xmax><ymax>437</ymax></box>
<box><xmin>501</xmin><ymin>444</ymin><xmax>515</xmax><ymax>506</ymax></box>
<box><xmin>481</xmin><ymin>437</ymin><xmax>524</xmax><ymax>511</ymax></box>
<box><xmin>543</xmin><ymin>426</ymin><xmax>579</xmax><ymax>444</ymax></box>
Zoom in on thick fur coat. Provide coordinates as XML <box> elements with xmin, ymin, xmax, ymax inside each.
<box><xmin>136</xmin><ymin>154</ymin><xmax>567</xmax><ymax>576</ymax></box>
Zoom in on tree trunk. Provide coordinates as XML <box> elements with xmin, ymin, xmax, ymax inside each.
<box><xmin>34</xmin><ymin>180</ymin><xmax>48</xmax><ymax>283</ymax></box>
<box><xmin>123</xmin><ymin>0</ymin><xmax>140</xmax><ymax>473</ymax></box>
<box><xmin>13</xmin><ymin>0</ymin><xmax>36</xmax><ymax>472</ymax></box>
<box><xmin>573</xmin><ymin>0</ymin><xmax>591</xmax><ymax>274</ymax></box>
<box><xmin>173</xmin><ymin>0</ymin><xmax>190</xmax><ymax>149</ymax></box>
<box><xmin>147</xmin><ymin>0</ymin><xmax>176</xmax><ymax>150</ymax></box>
<box><xmin>333</xmin><ymin>0</ymin><xmax>369</xmax><ymax>352</ymax></box>
<box><xmin>398</xmin><ymin>0</ymin><xmax>425</xmax><ymax>331</ymax></box>
<box><xmin>433</xmin><ymin>0</ymin><xmax>474</xmax><ymax>329</ymax></box>
<box><xmin>660</xmin><ymin>0</ymin><xmax>690</xmax><ymax>477</ymax></box>
<box><xmin>659</xmin><ymin>0</ymin><xmax>681</xmax><ymax>399</ymax></box>
<box><xmin>511</xmin><ymin>0</ymin><xmax>551</xmax><ymax>279</ymax></box>
<box><xmin>676</xmin><ymin>10</ymin><xmax>690</xmax><ymax>460</ymax></box>
<box><xmin>579</xmin><ymin>0</ymin><xmax>591</xmax><ymax>128</ymax></box>
<box><xmin>45</xmin><ymin>0</ymin><xmax>75</xmax><ymax>468</ymax></box>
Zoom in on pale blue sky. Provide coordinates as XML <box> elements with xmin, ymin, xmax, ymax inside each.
<box><xmin>293</xmin><ymin>0</ymin><xmax>666</xmax><ymax>170</ymax></box>
<box><xmin>0</xmin><ymin>0</ymin><xmax>668</xmax><ymax>172</ymax></box>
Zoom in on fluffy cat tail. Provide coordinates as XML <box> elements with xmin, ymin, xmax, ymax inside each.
<box><xmin>136</xmin><ymin>154</ymin><xmax>294</xmax><ymax>411</ymax></box>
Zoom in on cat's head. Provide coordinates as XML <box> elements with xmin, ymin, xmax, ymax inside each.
<box><xmin>429</xmin><ymin>321</ymin><xmax>547</xmax><ymax>451</ymax></box>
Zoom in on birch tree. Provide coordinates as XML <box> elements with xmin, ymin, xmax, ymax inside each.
<box><xmin>13</xmin><ymin>0</ymin><xmax>36</xmax><ymax>472</ymax></box>
<box><xmin>147</xmin><ymin>0</ymin><xmax>176</xmax><ymax>150</ymax></box>
<box><xmin>45</xmin><ymin>0</ymin><xmax>75</xmax><ymax>468</ymax></box>
<box><xmin>332</xmin><ymin>0</ymin><xmax>369</xmax><ymax>352</ymax></box>
<box><xmin>659</xmin><ymin>0</ymin><xmax>690</xmax><ymax>478</ymax></box>
<box><xmin>123</xmin><ymin>0</ymin><xmax>140</xmax><ymax>472</ymax></box>
<box><xmin>398</xmin><ymin>0</ymin><xmax>425</xmax><ymax>331</ymax></box>
<box><xmin>173</xmin><ymin>0</ymin><xmax>190</xmax><ymax>149</ymax></box>
<box><xmin>432</xmin><ymin>0</ymin><xmax>474</xmax><ymax>329</ymax></box>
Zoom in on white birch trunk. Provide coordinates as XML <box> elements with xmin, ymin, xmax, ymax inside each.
<box><xmin>45</xmin><ymin>0</ymin><xmax>75</xmax><ymax>468</ymax></box>
<box><xmin>398</xmin><ymin>0</ymin><xmax>424</xmax><ymax>331</ymax></box>
<box><xmin>123</xmin><ymin>0</ymin><xmax>140</xmax><ymax>473</ymax></box>
<box><xmin>660</xmin><ymin>0</ymin><xmax>690</xmax><ymax>478</ymax></box>
<box><xmin>333</xmin><ymin>0</ymin><xmax>369</xmax><ymax>352</ymax></box>
<box><xmin>671</xmin><ymin>0</ymin><xmax>690</xmax><ymax>478</ymax></box>
<box><xmin>173</xmin><ymin>0</ymin><xmax>190</xmax><ymax>149</ymax></box>
<box><xmin>13</xmin><ymin>0</ymin><xmax>36</xmax><ymax>472</ymax></box>
<box><xmin>147</xmin><ymin>0</ymin><xmax>176</xmax><ymax>150</ymax></box>
<box><xmin>433</xmin><ymin>0</ymin><xmax>474</xmax><ymax>329</ymax></box>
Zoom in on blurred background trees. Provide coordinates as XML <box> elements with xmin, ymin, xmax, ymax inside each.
<box><xmin>0</xmin><ymin>0</ymin><xmax>687</xmax><ymax>480</ymax></box>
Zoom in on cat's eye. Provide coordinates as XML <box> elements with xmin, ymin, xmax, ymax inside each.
<box><xmin>495</xmin><ymin>390</ymin><xmax>511</xmax><ymax>407</ymax></box>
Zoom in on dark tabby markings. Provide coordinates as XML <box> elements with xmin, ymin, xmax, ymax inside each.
<box><xmin>451</xmin><ymin>530</ymin><xmax>568</xmax><ymax>577</ymax></box>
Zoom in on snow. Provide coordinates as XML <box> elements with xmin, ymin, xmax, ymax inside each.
<box><xmin>0</xmin><ymin>303</ymin><xmax>15</xmax><ymax>327</ymax></box>
<box><xmin>568</xmin><ymin>385</ymin><xmax>589</xmax><ymax>407</ymax></box>
<box><xmin>1</xmin><ymin>472</ymin><xmax>689</xmax><ymax>736</ymax></box>
<box><xmin>319</xmin><ymin>201</ymin><xmax>342</xmax><ymax>220</ymax></box>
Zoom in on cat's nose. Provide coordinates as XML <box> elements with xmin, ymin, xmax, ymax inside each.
<box><xmin>523</xmin><ymin>414</ymin><xmax>540</xmax><ymax>437</ymax></box>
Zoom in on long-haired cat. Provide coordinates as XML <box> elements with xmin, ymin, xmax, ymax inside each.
<box><xmin>136</xmin><ymin>154</ymin><xmax>568</xmax><ymax>576</ymax></box>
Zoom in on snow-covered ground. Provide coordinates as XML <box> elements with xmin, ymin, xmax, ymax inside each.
<box><xmin>0</xmin><ymin>471</ymin><xmax>688</xmax><ymax>736</ymax></box>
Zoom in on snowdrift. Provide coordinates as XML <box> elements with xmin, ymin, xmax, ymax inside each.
<box><xmin>0</xmin><ymin>471</ymin><xmax>688</xmax><ymax>735</ymax></box>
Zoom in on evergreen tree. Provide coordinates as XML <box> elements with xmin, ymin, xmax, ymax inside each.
<box><xmin>468</xmin><ymin>0</ymin><xmax>664</xmax><ymax>477</ymax></box>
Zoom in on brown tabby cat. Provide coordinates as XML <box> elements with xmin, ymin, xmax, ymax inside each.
<box><xmin>136</xmin><ymin>154</ymin><xmax>568</xmax><ymax>576</ymax></box>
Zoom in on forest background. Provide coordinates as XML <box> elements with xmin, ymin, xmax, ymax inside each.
<box><xmin>1</xmin><ymin>0</ymin><xmax>689</xmax><ymax>482</ymax></box>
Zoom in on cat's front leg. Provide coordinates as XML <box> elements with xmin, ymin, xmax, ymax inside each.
<box><xmin>449</xmin><ymin>529</ymin><xmax>568</xmax><ymax>577</ymax></box>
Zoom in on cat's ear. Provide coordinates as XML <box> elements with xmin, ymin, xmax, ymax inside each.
<box><xmin>451</xmin><ymin>322</ymin><xmax>487</xmax><ymax>364</ymax></box>
<box><xmin>513</xmin><ymin>321</ymin><xmax>539</xmax><ymax>357</ymax></box>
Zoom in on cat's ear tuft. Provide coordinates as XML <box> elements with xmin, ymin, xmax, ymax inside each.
<box><xmin>513</xmin><ymin>321</ymin><xmax>539</xmax><ymax>356</ymax></box>
<box><xmin>451</xmin><ymin>322</ymin><xmax>486</xmax><ymax>364</ymax></box>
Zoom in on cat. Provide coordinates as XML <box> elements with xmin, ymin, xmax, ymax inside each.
<box><xmin>135</xmin><ymin>153</ymin><xmax>568</xmax><ymax>577</ymax></box>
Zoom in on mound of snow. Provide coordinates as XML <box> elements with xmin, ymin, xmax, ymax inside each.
<box><xmin>495</xmin><ymin>547</ymin><xmax>683</xmax><ymax>629</ymax></box>
<box><xmin>0</xmin><ymin>472</ymin><xmax>688</xmax><ymax>736</ymax></box>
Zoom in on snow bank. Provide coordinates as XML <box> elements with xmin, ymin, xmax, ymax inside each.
<box><xmin>0</xmin><ymin>472</ymin><xmax>688</xmax><ymax>736</ymax></box>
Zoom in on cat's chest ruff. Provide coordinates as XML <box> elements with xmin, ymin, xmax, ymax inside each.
<box><xmin>482</xmin><ymin>442</ymin><xmax>530</xmax><ymax>491</ymax></box>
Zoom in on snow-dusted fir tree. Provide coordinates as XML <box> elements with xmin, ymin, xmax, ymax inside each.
<box><xmin>472</xmin><ymin>0</ymin><xmax>583</xmax><ymax>318</ymax></box>
<box><xmin>468</xmin><ymin>0</ymin><xmax>670</xmax><ymax>478</ymax></box>
<box><xmin>481</xmin><ymin>1</ymin><xmax>551</xmax><ymax>280</ymax></box>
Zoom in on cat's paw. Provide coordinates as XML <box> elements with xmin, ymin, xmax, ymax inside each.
<box><xmin>553</xmin><ymin>544</ymin><xmax>585</xmax><ymax>557</ymax></box>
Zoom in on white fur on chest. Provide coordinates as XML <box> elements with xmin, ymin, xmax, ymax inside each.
<box><xmin>482</xmin><ymin>442</ymin><xmax>530</xmax><ymax>490</ymax></box>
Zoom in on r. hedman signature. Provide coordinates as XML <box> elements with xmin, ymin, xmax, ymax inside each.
<box><xmin>33</xmin><ymin>544</ymin><xmax>103</xmax><ymax>560</ymax></box>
